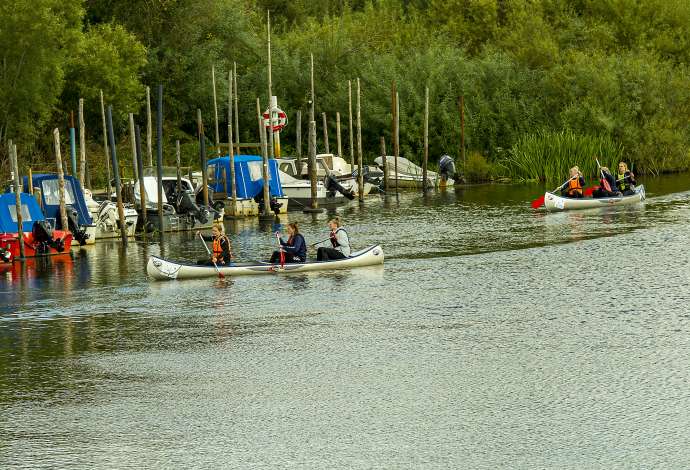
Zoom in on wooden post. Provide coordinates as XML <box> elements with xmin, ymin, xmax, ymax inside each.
<box><xmin>52</xmin><ymin>129</ymin><xmax>70</xmax><ymax>233</ymax></box>
<box><xmin>9</xmin><ymin>141</ymin><xmax>25</xmax><ymax>258</ymax></box>
<box><xmin>135</xmin><ymin>125</ymin><xmax>147</xmax><ymax>234</ymax></box>
<box><xmin>336</xmin><ymin>112</ymin><xmax>342</xmax><ymax>158</ymax></box>
<box><xmin>106</xmin><ymin>107</ymin><xmax>128</xmax><ymax>244</ymax></box>
<box><xmin>227</xmin><ymin>71</ymin><xmax>237</xmax><ymax>204</ymax></box>
<box><xmin>423</xmin><ymin>86</ymin><xmax>429</xmax><ymax>193</ymax></box>
<box><xmin>310</xmin><ymin>54</ymin><xmax>315</xmax><ymax>124</ymax></box>
<box><xmin>146</xmin><ymin>86</ymin><xmax>153</xmax><ymax>167</ymax></box>
<box><xmin>128</xmin><ymin>113</ymin><xmax>138</xmax><ymax>180</ymax></box>
<box><xmin>460</xmin><ymin>95</ymin><xmax>465</xmax><ymax>168</ymax></box>
<box><xmin>266</xmin><ymin>11</ymin><xmax>275</xmax><ymax>160</ymax></box>
<box><xmin>156</xmin><ymin>85</ymin><xmax>164</xmax><ymax>235</ymax></box>
<box><xmin>100</xmin><ymin>90</ymin><xmax>112</xmax><ymax>198</ymax></box>
<box><xmin>380</xmin><ymin>136</ymin><xmax>388</xmax><ymax>192</ymax></box>
<box><xmin>256</xmin><ymin>98</ymin><xmax>272</xmax><ymax>217</ymax></box>
<box><xmin>69</xmin><ymin>111</ymin><xmax>77</xmax><ymax>176</ymax></box>
<box><xmin>233</xmin><ymin>62</ymin><xmax>240</xmax><ymax>156</ymax></box>
<box><xmin>78</xmin><ymin>99</ymin><xmax>86</xmax><ymax>189</ymax></box>
<box><xmin>176</xmin><ymin>140</ymin><xmax>182</xmax><ymax>198</ymax></box>
<box><xmin>197</xmin><ymin>109</ymin><xmax>209</xmax><ymax>208</ymax></box>
<box><xmin>296</xmin><ymin>110</ymin><xmax>302</xmax><ymax>176</ymax></box>
<box><xmin>322</xmin><ymin>112</ymin><xmax>329</xmax><ymax>154</ymax></box>
<box><xmin>395</xmin><ymin>89</ymin><xmax>400</xmax><ymax>195</ymax></box>
<box><xmin>356</xmin><ymin>78</ymin><xmax>363</xmax><ymax>201</ymax></box>
<box><xmin>308</xmin><ymin>120</ymin><xmax>318</xmax><ymax>210</ymax></box>
<box><xmin>348</xmin><ymin>80</ymin><xmax>354</xmax><ymax>167</ymax></box>
<box><xmin>212</xmin><ymin>65</ymin><xmax>220</xmax><ymax>157</ymax></box>
<box><xmin>28</xmin><ymin>167</ymin><xmax>33</xmax><ymax>195</ymax></box>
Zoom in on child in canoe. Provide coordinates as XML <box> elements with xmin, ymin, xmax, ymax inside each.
<box><xmin>560</xmin><ymin>166</ymin><xmax>585</xmax><ymax>198</ymax></box>
<box><xmin>593</xmin><ymin>166</ymin><xmax>621</xmax><ymax>198</ymax></box>
<box><xmin>616</xmin><ymin>162</ymin><xmax>637</xmax><ymax>196</ymax></box>
<box><xmin>270</xmin><ymin>222</ymin><xmax>306</xmax><ymax>264</ymax></box>
<box><xmin>196</xmin><ymin>224</ymin><xmax>233</xmax><ymax>265</ymax></box>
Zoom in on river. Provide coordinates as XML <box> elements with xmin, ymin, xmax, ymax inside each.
<box><xmin>2</xmin><ymin>175</ymin><xmax>690</xmax><ymax>468</ymax></box>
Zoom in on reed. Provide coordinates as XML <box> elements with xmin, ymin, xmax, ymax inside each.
<box><xmin>500</xmin><ymin>130</ymin><xmax>625</xmax><ymax>183</ymax></box>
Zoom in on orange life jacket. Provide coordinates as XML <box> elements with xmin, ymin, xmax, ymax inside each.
<box><xmin>212</xmin><ymin>236</ymin><xmax>226</xmax><ymax>256</ymax></box>
<box><xmin>567</xmin><ymin>178</ymin><xmax>583</xmax><ymax>196</ymax></box>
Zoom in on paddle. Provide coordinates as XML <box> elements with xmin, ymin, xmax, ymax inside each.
<box><xmin>309</xmin><ymin>237</ymin><xmax>330</xmax><ymax>247</ymax></box>
<box><xmin>275</xmin><ymin>231</ymin><xmax>285</xmax><ymax>268</ymax></box>
<box><xmin>531</xmin><ymin>177</ymin><xmax>575</xmax><ymax>209</ymax></box>
<box><xmin>198</xmin><ymin>232</ymin><xmax>224</xmax><ymax>279</ymax></box>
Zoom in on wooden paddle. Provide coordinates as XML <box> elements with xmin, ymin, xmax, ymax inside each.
<box><xmin>198</xmin><ymin>232</ymin><xmax>224</xmax><ymax>279</ymax></box>
<box><xmin>531</xmin><ymin>177</ymin><xmax>575</xmax><ymax>209</ymax></box>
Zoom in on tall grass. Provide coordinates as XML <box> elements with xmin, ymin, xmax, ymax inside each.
<box><xmin>499</xmin><ymin>130</ymin><xmax>625</xmax><ymax>183</ymax></box>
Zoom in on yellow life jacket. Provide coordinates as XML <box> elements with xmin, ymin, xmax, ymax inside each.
<box><xmin>618</xmin><ymin>173</ymin><xmax>627</xmax><ymax>191</ymax></box>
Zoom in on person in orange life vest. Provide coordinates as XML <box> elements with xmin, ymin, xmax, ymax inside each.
<box><xmin>592</xmin><ymin>166</ymin><xmax>621</xmax><ymax>198</ymax></box>
<box><xmin>196</xmin><ymin>224</ymin><xmax>232</xmax><ymax>265</ymax></box>
<box><xmin>316</xmin><ymin>217</ymin><xmax>351</xmax><ymax>261</ymax></box>
<box><xmin>616</xmin><ymin>161</ymin><xmax>637</xmax><ymax>196</ymax></box>
<box><xmin>270</xmin><ymin>222</ymin><xmax>306</xmax><ymax>263</ymax></box>
<box><xmin>560</xmin><ymin>166</ymin><xmax>585</xmax><ymax>198</ymax></box>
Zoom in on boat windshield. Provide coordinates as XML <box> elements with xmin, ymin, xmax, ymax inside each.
<box><xmin>247</xmin><ymin>161</ymin><xmax>272</xmax><ymax>181</ymax></box>
<box><xmin>8</xmin><ymin>204</ymin><xmax>33</xmax><ymax>223</ymax></box>
<box><xmin>42</xmin><ymin>179</ymin><xmax>76</xmax><ymax>205</ymax></box>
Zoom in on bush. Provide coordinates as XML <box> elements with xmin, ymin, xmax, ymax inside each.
<box><xmin>463</xmin><ymin>151</ymin><xmax>493</xmax><ymax>182</ymax></box>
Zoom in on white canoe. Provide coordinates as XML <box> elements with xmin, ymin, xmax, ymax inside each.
<box><xmin>544</xmin><ymin>185</ymin><xmax>645</xmax><ymax>211</ymax></box>
<box><xmin>147</xmin><ymin>244</ymin><xmax>385</xmax><ymax>280</ymax></box>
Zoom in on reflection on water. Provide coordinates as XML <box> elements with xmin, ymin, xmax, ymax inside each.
<box><xmin>2</xmin><ymin>174</ymin><xmax>690</xmax><ymax>468</ymax></box>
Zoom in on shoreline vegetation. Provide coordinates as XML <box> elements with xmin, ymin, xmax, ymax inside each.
<box><xmin>2</xmin><ymin>0</ymin><xmax>690</xmax><ymax>187</ymax></box>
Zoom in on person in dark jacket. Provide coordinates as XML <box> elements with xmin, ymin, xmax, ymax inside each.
<box><xmin>592</xmin><ymin>166</ymin><xmax>621</xmax><ymax>198</ymax></box>
<box><xmin>616</xmin><ymin>161</ymin><xmax>637</xmax><ymax>196</ymax></box>
<box><xmin>560</xmin><ymin>166</ymin><xmax>585</xmax><ymax>198</ymax></box>
<box><xmin>196</xmin><ymin>224</ymin><xmax>233</xmax><ymax>265</ymax></box>
<box><xmin>270</xmin><ymin>222</ymin><xmax>306</xmax><ymax>263</ymax></box>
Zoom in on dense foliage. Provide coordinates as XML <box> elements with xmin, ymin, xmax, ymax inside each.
<box><xmin>2</xmin><ymin>0</ymin><xmax>690</xmax><ymax>183</ymax></box>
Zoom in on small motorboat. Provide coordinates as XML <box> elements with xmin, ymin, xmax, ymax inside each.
<box><xmin>544</xmin><ymin>185</ymin><xmax>646</xmax><ymax>211</ymax></box>
<box><xmin>147</xmin><ymin>244</ymin><xmax>384</xmax><ymax>280</ymax></box>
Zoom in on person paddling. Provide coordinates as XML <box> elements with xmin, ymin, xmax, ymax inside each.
<box><xmin>316</xmin><ymin>217</ymin><xmax>351</xmax><ymax>261</ymax></box>
<box><xmin>560</xmin><ymin>166</ymin><xmax>585</xmax><ymax>198</ymax></box>
<box><xmin>196</xmin><ymin>224</ymin><xmax>233</xmax><ymax>266</ymax></box>
<box><xmin>616</xmin><ymin>161</ymin><xmax>636</xmax><ymax>196</ymax></box>
<box><xmin>592</xmin><ymin>166</ymin><xmax>621</xmax><ymax>198</ymax></box>
<box><xmin>270</xmin><ymin>222</ymin><xmax>306</xmax><ymax>264</ymax></box>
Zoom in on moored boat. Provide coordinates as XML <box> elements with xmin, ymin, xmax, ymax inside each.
<box><xmin>544</xmin><ymin>185</ymin><xmax>645</xmax><ymax>211</ymax></box>
<box><xmin>147</xmin><ymin>244</ymin><xmax>384</xmax><ymax>280</ymax></box>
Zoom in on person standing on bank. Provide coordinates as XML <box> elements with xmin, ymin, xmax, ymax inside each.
<box><xmin>317</xmin><ymin>217</ymin><xmax>351</xmax><ymax>261</ymax></box>
<box><xmin>270</xmin><ymin>222</ymin><xmax>306</xmax><ymax>264</ymax></box>
<box><xmin>196</xmin><ymin>224</ymin><xmax>233</xmax><ymax>266</ymax></box>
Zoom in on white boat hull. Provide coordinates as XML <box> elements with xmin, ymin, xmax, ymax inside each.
<box><xmin>147</xmin><ymin>245</ymin><xmax>385</xmax><ymax>280</ymax></box>
<box><xmin>544</xmin><ymin>185</ymin><xmax>645</xmax><ymax>211</ymax></box>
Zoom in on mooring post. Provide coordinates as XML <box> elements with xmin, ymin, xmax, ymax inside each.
<box><xmin>380</xmin><ymin>136</ymin><xmax>388</xmax><ymax>192</ymax></box>
<box><xmin>348</xmin><ymin>80</ymin><xmax>354</xmax><ymax>167</ymax></box>
<box><xmin>233</xmin><ymin>62</ymin><xmax>240</xmax><ymax>156</ymax></box>
<box><xmin>305</xmin><ymin>120</ymin><xmax>323</xmax><ymax>213</ymax></box>
<box><xmin>212</xmin><ymin>65</ymin><xmax>220</xmax><ymax>157</ymax></box>
<box><xmin>197</xmin><ymin>109</ymin><xmax>209</xmax><ymax>208</ymax></box>
<box><xmin>256</xmin><ymin>98</ymin><xmax>272</xmax><ymax>218</ymax></box>
<box><xmin>128</xmin><ymin>113</ymin><xmax>138</xmax><ymax>181</ymax></box>
<box><xmin>69</xmin><ymin>111</ymin><xmax>77</xmax><ymax>176</ymax></box>
<box><xmin>78</xmin><ymin>99</ymin><xmax>86</xmax><ymax>188</ymax></box>
<box><xmin>336</xmin><ymin>112</ymin><xmax>342</xmax><ymax>158</ymax></box>
<box><xmin>460</xmin><ymin>95</ymin><xmax>465</xmax><ymax>169</ymax></box>
<box><xmin>135</xmin><ymin>125</ymin><xmax>147</xmax><ymax>235</ymax></box>
<box><xmin>106</xmin><ymin>107</ymin><xmax>129</xmax><ymax>245</ymax></box>
<box><xmin>356</xmin><ymin>79</ymin><xmax>364</xmax><ymax>201</ymax></box>
<box><xmin>52</xmin><ymin>129</ymin><xmax>70</xmax><ymax>233</ymax></box>
<box><xmin>227</xmin><ymin>71</ymin><xmax>237</xmax><ymax>206</ymax></box>
<box><xmin>156</xmin><ymin>85</ymin><xmax>164</xmax><ymax>236</ymax></box>
<box><xmin>146</xmin><ymin>86</ymin><xmax>153</xmax><ymax>167</ymax></box>
<box><xmin>9</xmin><ymin>141</ymin><xmax>25</xmax><ymax>259</ymax></box>
<box><xmin>310</xmin><ymin>53</ymin><xmax>315</xmax><ymax>124</ymax></box>
<box><xmin>322</xmin><ymin>112</ymin><xmax>329</xmax><ymax>154</ymax></box>
<box><xmin>394</xmin><ymin>88</ymin><xmax>400</xmax><ymax>196</ymax></box>
<box><xmin>100</xmin><ymin>90</ymin><xmax>112</xmax><ymax>199</ymax></box>
<box><xmin>175</xmin><ymin>140</ymin><xmax>182</xmax><ymax>198</ymax></box>
<box><xmin>296</xmin><ymin>110</ymin><xmax>303</xmax><ymax>176</ymax></box>
<box><xmin>423</xmin><ymin>86</ymin><xmax>429</xmax><ymax>193</ymax></box>
<box><xmin>266</xmin><ymin>11</ymin><xmax>276</xmax><ymax>160</ymax></box>
<box><xmin>28</xmin><ymin>167</ymin><xmax>33</xmax><ymax>195</ymax></box>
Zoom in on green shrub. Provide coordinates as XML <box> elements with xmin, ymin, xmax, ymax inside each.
<box><xmin>463</xmin><ymin>151</ymin><xmax>493</xmax><ymax>182</ymax></box>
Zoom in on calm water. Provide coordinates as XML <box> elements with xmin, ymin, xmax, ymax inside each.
<box><xmin>2</xmin><ymin>176</ymin><xmax>690</xmax><ymax>468</ymax></box>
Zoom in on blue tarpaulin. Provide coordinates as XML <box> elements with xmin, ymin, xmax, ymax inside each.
<box><xmin>207</xmin><ymin>155</ymin><xmax>284</xmax><ymax>198</ymax></box>
<box><xmin>24</xmin><ymin>174</ymin><xmax>93</xmax><ymax>225</ymax></box>
<box><xmin>0</xmin><ymin>193</ymin><xmax>44</xmax><ymax>233</ymax></box>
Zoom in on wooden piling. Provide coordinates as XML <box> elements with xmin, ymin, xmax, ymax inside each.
<box><xmin>197</xmin><ymin>109</ymin><xmax>209</xmax><ymax>208</ymax></box>
<box><xmin>310</xmin><ymin>53</ymin><xmax>315</xmax><ymax>123</ymax></box>
<box><xmin>52</xmin><ymin>129</ymin><xmax>70</xmax><ymax>233</ymax></box>
<box><xmin>8</xmin><ymin>141</ymin><xmax>24</xmax><ymax>259</ymax></box>
<box><xmin>266</xmin><ymin>11</ymin><xmax>275</xmax><ymax>160</ymax></box>
<box><xmin>100</xmin><ymin>90</ymin><xmax>112</xmax><ymax>198</ymax></box>
<box><xmin>146</xmin><ymin>86</ymin><xmax>153</xmax><ymax>167</ymax></box>
<box><xmin>336</xmin><ymin>112</ymin><xmax>342</xmax><ymax>158</ymax></box>
<box><xmin>78</xmin><ymin>99</ymin><xmax>86</xmax><ymax>188</ymax></box>
<box><xmin>256</xmin><ymin>98</ymin><xmax>272</xmax><ymax>217</ymax></box>
<box><xmin>175</xmin><ymin>140</ymin><xmax>182</xmax><ymax>198</ymax></box>
<box><xmin>296</xmin><ymin>110</ymin><xmax>303</xmax><ymax>176</ymax></box>
<box><xmin>423</xmin><ymin>86</ymin><xmax>429</xmax><ymax>193</ymax></box>
<box><xmin>380</xmin><ymin>136</ymin><xmax>388</xmax><ymax>192</ymax></box>
<box><xmin>28</xmin><ymin>167</ymin><xmax>33</xmax><ymax>195</ymax></box>
<box><xmin>322</xmin><ymin>112</ymin><xmax>329</xmax><ymax>154</ymax></box>
<box><xmin>135</xmin><ymin>125</ymin><xmax>147</xmax><ymax>234</ymax></box>
<box><xmin>227</xmin><ymin>71</ymin><xmax>237</xmax><ymax>204</ymax></box>
<box><xmin>306</xmin><ymin>120</ymin><xmax>321</xmax><ymax>212</ymax></box>
<box><xmin>356</xmin><ymin>78</ymin><xmax>363</xmax><ymax>201</ymax></box>
<box><xmin>460</xmin><ymin>95</ymin><xmax>465</xmax><ymax>168</ymax></box>
<box><xmin>156</xmin><ymin>85</ymin><xmax>164</xmax><ymax>235</ymax></box>
<box><xmin>69</xmin><ymin>111</ymin><xmax>77</xmax><ymax>176</ymax></box>
<box><xmin>233</xmin><ymin>62</ymin><xmax>240</xmax><ymax>156</ymax></box>
<box><xmin>394</xmin><ymin>89</ymin><xmax>400</xmax><ymax>195</ymax></box>
<box><xmin>128</xmin><ymin>113</ymin><xmax>138</xmax><ymax>180</ymax></box>
<box><xmin>105</xmin><ymin>107</ymin><xmax>129</xmax><ymax>244</ymax></box>
<box><xmin>348</xmin><ymin>80</ymin><xmax>354</xmax><ymax>167</ymax></box>
<box><xmin>212</xmin><ymin>65</ymin><xmax>220</xmax><ymax>156</ymax></box>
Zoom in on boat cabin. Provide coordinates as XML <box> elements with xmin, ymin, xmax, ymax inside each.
<box><xmin>206</xmin><ymin>155</ymin><xmax>284</xmax><ymax>199</ymax></box>
<box><xmin>0</xmin><ymin>193</ymin><xmax>46</xmax><ymax>233</ymax></box>
<box><xmin>25</xmin><ymin>174</ymin><xmax>93</xmax><ymax>226</ymax></box>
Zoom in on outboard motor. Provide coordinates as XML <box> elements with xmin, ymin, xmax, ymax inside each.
<box><xmin>439</xmin><ymin>155</ymin><xmax>456</xmax><ymax>181</ymax></box>
<box><xmin>178</xmin><ymin>190</ymin><xmax>209</xmax><ymax>225</ymax></box>
<box><xmin>66</xmin><ymin>208</ymin><xmax>89</xmax><ymax>246</ymax></box>
<box><xmin>325</xmin><ymin>175</ymin><xmax>355</xmax><ymax>200</ymax></box>
<box><xmin>32</xmin><ymin>220</ymin><xmax>64</xmax><ymax>253</ymax></box>
<box><xmin>254</xmin><ymin>192</ymin><xmax>283</xmax><ymax>215</ymax></box>
<box><xmin>0</xmin><ymin>246</ymin><xmax>11</xmax><ymax>263</ymax></box>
